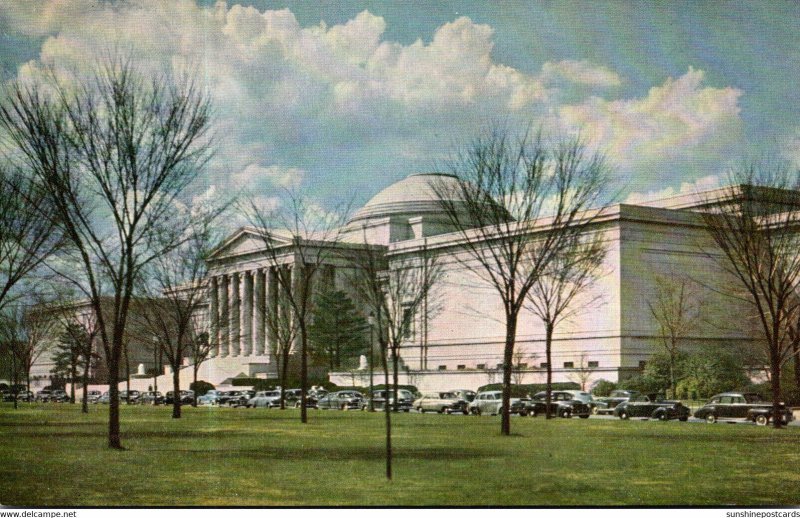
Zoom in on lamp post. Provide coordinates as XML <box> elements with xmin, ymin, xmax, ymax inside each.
<box><xmin>368</xmin><ymin>312</ymin><xmax>374</xmax><ymax>412</ymax></box>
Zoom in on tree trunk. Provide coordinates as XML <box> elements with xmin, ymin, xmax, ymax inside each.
<box><xmin>381</xmin><ymin>340</ymin><xmax>392</xmax><ymax>481</ymax></box>
<box><xmin>70</xmin><ymin>363</ymin><xmax>77</xmax><ymax>404</ymax></box>
<box><xmin>391</xmin><ymin>345</ymin><xmax>399</xmax><ymax>412</ymax></box>
<box><xmin>81</xmin><ymin>359</ymin><xmax>90</xmax><ymax>414</ymax></box>
<box><xmin>501</xmin><ymin>314</ymin><xmax>517</xmax><ymax>435</ymax></box>
<box><xmin>280</xmin><ymin>353</ymin><xmax>290</xmax><ymax>410</ymax></box>
<box><xmin>770</xmin><ymin>348</ymin><xmax>782</xmax><ymax>429</ymax></box>
<box><xmin>192</xmin><ymin>366</ymin><xmax>199</xmax><ymax>407</ymax></box>
<box><xmin>172</xmin><ymin>366</ymin><xmax>181</xmax><ymax>419</ymax></box>
<box><xmin>300</xmin><ymin>321</ymin><xmax>308</xmax><ymax>424</ymax></box>
<box><xmin>107</xmin><ymin>350</ymin><xmax>122</xmax><ymax>449</ymax></box>
<box><xmin>545</xmin><ymin>322</ymin><xmax>554</xmax><ymax>420</ymax></box>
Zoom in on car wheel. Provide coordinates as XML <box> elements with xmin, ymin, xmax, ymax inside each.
<box><xmin>579</xmin><ymin>414</ymin><xmax>590</xmax><ymax>419</ymax></box>
<box><xmin>474</xmin><ymin>407</ymin><xmax>481</xmax><ymax>416</ymax></box>
<box><xmin>462</xmin><ymin>409</ymin><xmax>469</xmax><ymax>415</ymax></box>
<box><xmin>679</xmin><ymin>417</ymin><xmax>688</xmax><ymax>422</ymax></box>
<box><xmin>619</xmin><ymin>410</ymin><xmax>629</xmax><ymax>420</ymax></box>
<box><xmin>560</xmin><ymin>409</ymin><xmax>572</xmax><ymax>418</ymax></box>
<box><xmin>705</xmin><ymin>414</ymin><xmax>717</xmax><ymax>424</ymax></box>
<box><xmin>755</xmin><ymin>414</ymin><xmax>769</xmax><ymax>426</ymax></box>
<box><xmin>341</xmin><ymin>404</ymin><xmax>347</xmax><ymax>411</ymax></box>
<box><xmin>656</xmin><ymin>412</ymin><xmax>668</xmax><ymax>421</ymax></box>
<box><xmin>591</xmin><ymin>406</ymin><xmax>599</xmax><ymax>415</ymax></box>
<box><xmin>531</xmin><ymin>409</ymin><xmax>538</xmax><ymax>418</ymax></box>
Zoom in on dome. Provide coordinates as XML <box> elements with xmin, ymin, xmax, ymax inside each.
<box><xmin>348</xmin><ymin>173</ymin><xmax>464</xmax><ymax>224</ymax></box>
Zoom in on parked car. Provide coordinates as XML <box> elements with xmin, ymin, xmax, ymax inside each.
<box><xmin>82</xmin><ymin>390</ymin><xmax>102</xmax><ymax>404</ymax></box>
<box><xmin>415</xmin><ymin>391</ymin><xmax>469</xmax><ymax>414</ymax></box>
<box><xmin>362</xmin><ymin>389</ymin><xmax>414</xmax><ymax>412</ymax></box>
<box><xmin>317</xmin><ymin>390</ymin><xmax>364</xmax><ymax>410</ymax></box>
<box><xmin>693</xmin><ymin>392</ymin><xmax>794</xmax><ymax>425</ymax></box>
<box><xmin>526</xmin><ymin>391</ymin><xmax>591</xmax><ymax>418</ymax></box>
<box><xmin>49</xmin><ymin>390</ymin><xmax>70</xmax><ymax>403</ymax></box>
<box><xmin>469</xmin><ymin>391</ymin><xmax>529</xmax><ymax>416</ymax></box>
<box><xmin>226</xmin><ymin>390</ymin><xmax>254</xmax><ymax>407</ymax></box>
<box><xmin>613</xmin><ymin>394</ymin><xmax>690</xmax><ymax>421</ymax></box>
<box><xmin>2</xmin><ymin>389</ymin><xmax>33</xmax><ymax>402</ymax></box>
<box><xmin>593</xmin><ymin>390</ymin><xmax>641</xmax><ymax>415</ymax></box>
<box><xmin>97</xmin><ymin>391</ymin><xmax>110</xmax><ymax>404</ymax></box>
<box><xmin>35</xmin><ymin>389</ymin><xmax>53</xmax><ymax>402</ymax></box>
<box><xmin>198</xmin><ymin>390</ymin><xmax>223</xmax><ymax>406</ymax></box>
<box><xmin>449</xmin><ymin>389</ymin><xmax>477</xmax><ymax>403</ymax></box>
<box><xmin>248</xmin><ymin>390</ymin><xmax>282</xmax><ymax>408</ymax></box>
<box><xmin>119</xmin><ymin>390</ymin><xmax>141</xmax><ymax>404</ymax></box>
<box><xmin>164</xmin><ymin>390</ymin><xmax>196</xmax><ymax>405</ymax></box>
<box><xmin>562</xmin><ymin>390</ymin><xmax>597</xmax><ymax>412</ymax></box>
<box><xmin>139</xmin><ymin>391</ymin><xmax>165</xmax><ymax>405</ymax></box>
<box><xmin>215</xmin><ymin>390</ymin><xmax>241</xmax><ymax>406</ymax></box>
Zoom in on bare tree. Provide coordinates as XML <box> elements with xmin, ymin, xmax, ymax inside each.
<box><xmin>187</xmin><ymin>328</ymin><xmax>215</xmax><ymax>407</ymax></box>
<box><xmin>0</xmin><ymin>56</ymin><xmax>213</xmax><ymax>447</ymax></box>
<box><xmin>347</xmin><ymin>235</ymin><xmax>441</xmax><ymax>480</ymax></box>
<box><xmin>433</xmin><ymin>128</ymin><xmax>611</xmax><ymax>434</ymax></box>
<box><xmin>242</xmin><ymin>192</ymin><xmax>347</xmax><ymax>423</ymax></box>
<box><xmin>699</xmin><ymin>162</ymin><xmax>800</xmax><ymax>428</ymax></box>
<box><xmin>568</xmin><ymin>353</ymin><xmax>597</xmax><ymax>392</ymax></box>
<box><xmin>133</xmin><ymin>216</ymin><xmax>220</xmax><ymax>418</ymax></box>
<box><xmin>526</xmin><ymin>233</ymin><xmax>606</xmax><ymax>418</ymax></box>
<box><xmin>264</xmin><ymin>270</ymin><xmax>299</xmax><ymax>410</ymax></box>
<box><xmin>646</xmin><ymin>273</ymin><xmax>702</xmax><ymax>396</ymax></box>
<box><xmin>0</xmin><ymin>165</ymin><xmax>64</xmax><ymax>313</ymax></box>
<box><xmin>0</xmin><ymin>304</ymin><xmax>56</xmax><ymax>405</ymax></box>
<box><xmin>511</xmin><ymin>348</ymin><xmax>537</xmax><ymax>386</ymax></box>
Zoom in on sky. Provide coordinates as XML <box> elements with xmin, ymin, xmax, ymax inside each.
<box><xmin>1</xmin><ymin>0</ymin><xmax>799</xmax><ymax>212</ymax></box>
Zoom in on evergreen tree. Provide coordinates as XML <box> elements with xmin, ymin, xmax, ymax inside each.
<box><xmin>308</xmin><ymin>289</ymin><xmax>368</xmax><ymax>371</ymax></box>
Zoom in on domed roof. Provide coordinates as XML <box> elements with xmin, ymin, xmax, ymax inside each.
<box><xmin>348</xmin><ymin>173</ymin><xmax>465</xmax><ymax>224</ymax></box>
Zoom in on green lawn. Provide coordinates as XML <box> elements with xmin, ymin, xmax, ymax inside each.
<box><xmin>1</xmin><ymin>404</ymin><xmax>798</xmax><ymax>506</ymax></box>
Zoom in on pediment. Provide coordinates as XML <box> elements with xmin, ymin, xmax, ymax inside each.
<box><xmin>208</xmin><ymin>227</ymin><xmax>293</xmax><ymax>260</ymax></box>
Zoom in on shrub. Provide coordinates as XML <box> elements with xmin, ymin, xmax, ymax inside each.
<box><xmin>590</xmin><ymin>379</ymin><xmax>616</xmax><ymax>397</ymax></box>
<box><xmin>189</xmin><ymin>380</ymin><xmax>215</xmax><ymax>397</ymax></box>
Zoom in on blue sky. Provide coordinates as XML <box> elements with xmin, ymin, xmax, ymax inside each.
<box><xmin>1</xmin><ymin>1</ymin><xmax>799</xmax><ymax>211</ymax></box>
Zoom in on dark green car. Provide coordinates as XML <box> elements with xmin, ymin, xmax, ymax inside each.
<box><xmin>694</xmin><ymin>392</ymin><xmax>793</xmax><ymax>425</ymax></box>
<box><xmin>613</xmin><ymin>395</ymin><xmax>690</xmax><ymax>421</ymax></box>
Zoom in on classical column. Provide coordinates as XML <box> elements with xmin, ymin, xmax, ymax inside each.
<box><xmin>218</xmin><ymin>275</ymin><xmax>229</xmax><ymax>357</ymax></box>
<box><xmin>266</xmin><ymin>266</ymin><xmax>278</xmax><ymax>361</ymax></box>
<box><xmin>209</xmin><ymin>277</ymin><xmax>218</xmax><ymax>358</ymax></box>
<box><xmin>242</xmin><ymin>271</ymin><xmax>253</xmax><ymax>357</ymax></box>
<box><xmin>229</xmin><ymin>272</ymin><xmax>240</xmax><ymax>357</ymax></box>
<box><xmin>254</xmin><ymin>269</ymin><xmax>266</xmax><ymax>356</ymax></box>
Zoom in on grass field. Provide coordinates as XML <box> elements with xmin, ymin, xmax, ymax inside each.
<box><xmin>1</xmin><ymin>404</ymin><xmax>799</xmax><ymax>507</ymax></box>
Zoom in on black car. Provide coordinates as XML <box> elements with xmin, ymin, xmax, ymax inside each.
<box><xmin>613</xmin><ymin>394</ymin><xmax>690</xmax><ymax>421</ymax></box>
<box><xmin>119</xmin><ymin>390</ymin><xmax>141</xmax><ymax>404</ymax></box>
<box><xmin>139</xmin><ymin>391</ymin><xmax>165</xmax><ymax>405</ymax></box>
<box><xmin>526</xmin><ymin>391</ymin><xmax>591</xmax><ymax>418</ymax></box>
<box><xmin>35</xmin><ymin>389</ymin><xmax>53</xmax><ymax>402</ymax></box>
<box><xmin>317</xmin><ymin>390</ymin><xmax>364</xmax><ymax>410</ymax></box>
<box><xmin>694</xmin><ymin>392</ymin><xmax>794</xmax><ymax>425</ymax></box>
<box><xmin>363</xmin><ymin>389</ymin><xmax>414</xmax><ymax>412</ymax></box>
<box><xmin>227</xmin><ymin>390</ymin><xmax>255</xmax><ymax>407</ymax></box>
<box><xmin>49</xmin><ymin>390</ymin><xmax>70</xmax><ymax>403</ymax></box>
<box><xmin>593</xmin><ymin>390</ymin><xmax>640</xmax><ymax>415</ymax></box>
<box><xmin>165</xmin><ymin>390</ymin><xmax>195</xmax><ymax>405</ymax></box>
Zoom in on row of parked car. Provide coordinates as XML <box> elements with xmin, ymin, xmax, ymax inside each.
<box><xmin>6</xmin><ymin>385</ymin><xmax>793</xmax><ymax>426</ymax></box>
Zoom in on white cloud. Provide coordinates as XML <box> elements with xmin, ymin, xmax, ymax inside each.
<box><xmin>624</xmin><ymin>174</ymin><xmax>722</xmax><ymax>205</ymax></box>
<box><xmin>0</xmin><ymin>2</ymin><xmax>747</xmax><ymax>207</ymax></box>
<box><xmin>234</xmin><ymin>164</ymin><xmax>306</xmax><ymax>189</ymax></box>
<box><xmin>540</xmin><ymin>60</ymin><xmax>622</xmax><ymax>87</ymax></box>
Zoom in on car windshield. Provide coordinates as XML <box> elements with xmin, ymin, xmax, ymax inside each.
<box><xmin>265</xmin><ymin>391</ymin><xmax>280</xmax><ymax>397</ymax></box>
